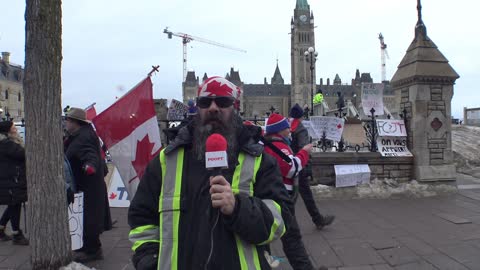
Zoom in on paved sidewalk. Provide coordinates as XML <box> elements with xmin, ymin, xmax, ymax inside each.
<box><xmin>2</xmin><ymin>186</ymin><xmax>480</xmax><ymax>269</ymax></box>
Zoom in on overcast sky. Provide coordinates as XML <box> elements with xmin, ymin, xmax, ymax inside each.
<box><xmin>1</xmin><ymin>0</ymin><xmax>478</xmax><ymax>118</ymax></box>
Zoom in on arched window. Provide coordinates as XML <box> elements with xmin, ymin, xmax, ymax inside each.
<box><xmin>18</xmin><ymin>92</ymin><xmax>21</xmax><ymax>102</ymax></box>
<box><xmin>5</xmin><ymin>89</ymin><xmax>8</xmax><ymax>99</ymax></box>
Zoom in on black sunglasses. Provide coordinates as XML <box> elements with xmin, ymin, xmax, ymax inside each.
<box><xmin>196</xmin><ymin>97</ymin><xmax>235</xmax><ymax>109</ymax></box>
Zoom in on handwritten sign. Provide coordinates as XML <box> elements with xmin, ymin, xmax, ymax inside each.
<box><xmin>68</xmin><ymin>192</ymin><xmax>84</xmax><ymax>250</ymax></box>
<box><xmin>377</xmin><ymin>137</ymin><xmax>412</xmax><ymax>157</ymax></box>
<box><xmin>308</xmin><ymin>116</ymin><xmax>345</xmax><ymax>142</ymax></box>
<box><xmin>334</xmin><ymin>164</ymin><xmax>371</xmax><ymax>188</ymax></box>
<box><xmin>107</xmin><ymin>166</ymin><xmax>131</xmax><ymax>208</ymax></box>
<box><xmin>376</xmin><ymin>119</ymin><xmax>407</xmax><ymax>137</ymax></box>
<box><xmin>361</xmin><ymin>83</ymin><xmax>384</xmax><ymax>115</ymax></box>
<box><xmin>167</xmin><ymin>99</ymin><xmax>189</xmax><ymax>120</ymax></box>
<box><xmin>302</xmin><ymin>120</ymin><xmax>319</xmax><ymax>139</ymax></box>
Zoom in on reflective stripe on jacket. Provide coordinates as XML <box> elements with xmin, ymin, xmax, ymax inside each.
<box><xmin>141</xmin><ymin>148</ymin><xmax>285</xmax><ymax>270</ymax></box>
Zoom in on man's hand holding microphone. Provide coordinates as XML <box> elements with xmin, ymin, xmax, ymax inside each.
<box><xmin>205</xmin><ymin>133</ymin><xmax>235</xmax><ymax>216</ymax></box>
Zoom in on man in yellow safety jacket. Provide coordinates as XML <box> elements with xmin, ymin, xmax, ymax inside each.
<box><xmin>128</xmin><ymin>76</ymin><xmax>292</xmax><ymax>270</ymax></box>
<box><xmin>313</xmin><ymin>89</ymin><xmax>324</xmax><ymax>106</ymax></box>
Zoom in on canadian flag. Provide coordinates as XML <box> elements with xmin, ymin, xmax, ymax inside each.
<box><xmin>85</xmin><ymin>103</ymin><xmax>97</xmax><ymax>121</ymax></box>
<box><xmin>93</xmin><ymin>77</ymin><xmax>161</xmax><ymax>197</ymax></box>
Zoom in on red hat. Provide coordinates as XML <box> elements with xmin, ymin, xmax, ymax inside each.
<box><xmin>197</xmin><ymin>76</ymin><xmax>241</xmax><ymax>99</ymax></box>
<box><xmin>266</xmin><ymin>113</ymin><xmax>290</xmax><ymax>134</ymax></box>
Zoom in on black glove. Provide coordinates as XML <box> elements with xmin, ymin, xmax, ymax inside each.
<box><xmin>135</xmin><ymin>254</ymin><xmax>158</xmax><ymax>270</ymax></box>
<box><xmin>67</xmin><ymin>188</ymin><xmax>74</xmax><ymax>205</ymax></box>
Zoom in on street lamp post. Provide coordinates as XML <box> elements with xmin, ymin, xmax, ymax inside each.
<box><xmin>304</xmin><ymin>47</ymin><xmax>318</xmax><ymax>116</ymax></box>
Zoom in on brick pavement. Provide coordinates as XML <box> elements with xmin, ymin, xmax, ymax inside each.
<box><xmin>2</xmin><ymin>185</ymin><xmax>480</xmax><ymax>269</ymax></box>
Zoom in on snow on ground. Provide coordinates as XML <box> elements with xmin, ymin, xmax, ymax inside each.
<box><xmin>311</xmin><ymin>179</ymin><xmax>457</xmax><ymax>200</ymax></box>
<box><xmin>452</xmin><ymin>124</ymin><xmax>480</xmax><ymax>177</ymax></box>
<box><xmin>59</xmin><ymin>262</ymin><xmax>96</xmax><ymax>270</ymax></box>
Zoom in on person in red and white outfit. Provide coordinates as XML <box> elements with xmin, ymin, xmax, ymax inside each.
<box><xmin>264</xmin><ymin>113</ymin><xmax>327</xmax><ymax>270</ymax></box>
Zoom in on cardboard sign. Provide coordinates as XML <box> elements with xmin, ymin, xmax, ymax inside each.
<box><xmin>107</xmin><ymin>166</ymin><xmax>131</xmax><ymax>208</ymax></box>
<box><xmin>361</xmin><ymin>83</ymin><xmax>384</xmax><ymax>115</ymax></box>
<box><xmin>167</xmin><ymin>99</ymin><xmax>189</xmax><ymax>120</ymax></box>
<box><xmin>68</xmin><ymin>192</ymin><xmax>84</xmax><ymax>250</ymax></box>
<box><xmin>376</xmin><ymin>119</ymin><xmax>407</xmax><ymax>137</ymax></box>
<box><xmin>308</xmin><ymin>116</ymin><xmax>345</xmax><ymax>142</ymax></box>
<box><xmin>334</xmin><ymin>164</ymin><xmax>371</xmax><ymax>188</ymax></box>
<box><xmin>377</xmin><ymin>137</ymin><xmax>412</xmax><ymax>157</ymax></box>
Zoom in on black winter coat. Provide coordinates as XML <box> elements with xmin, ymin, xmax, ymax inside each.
<box><xmin>291</xmin><ymin>121</ymin><xmax>310</xmax><ymax>154</ymax></box>
<box><xmin>128</xmin><ymin>119</ymin><xmax>293</xmax><ymax>270</ymax></box>
<box><xmin>0</xmin><ymin>133</ymin><xmax>27</xmax><ymax>205</ymax></box>
<box><xmin>64</xmin><ymin>125</ymin><xmax>112</xmax><ymax>237</ymax></box>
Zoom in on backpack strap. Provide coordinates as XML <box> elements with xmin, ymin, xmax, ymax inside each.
<box><xmin>260</xmin><ymin>137</ymin><xmax>292</xmax><ymax>163</ymax></box>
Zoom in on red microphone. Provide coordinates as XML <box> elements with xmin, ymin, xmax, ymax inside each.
<box><xmin>205</xmin><ymin>133</ymin><xmax>228</xmax><ymax>176</ymax></box>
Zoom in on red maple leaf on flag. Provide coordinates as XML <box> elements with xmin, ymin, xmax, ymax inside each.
<box><xmin>109</xmin><ymin>192</ymin><xmax>117</xmax><ymax>199</ymax></box>
<box><xmin>337</xmin><ymin>123</ymin><xmax>343</xmax><ymax>129</ymax></box>
<box><xmin>131</xmin><ymin>134</ymin><xmax>160</xmax><ymax>180</ymax></box>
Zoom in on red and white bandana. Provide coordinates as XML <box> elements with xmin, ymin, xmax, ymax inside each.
<box><xmin>197</xmin><ymin>76</ymin><xmax>241</xmax><ymax>99</ymax></box>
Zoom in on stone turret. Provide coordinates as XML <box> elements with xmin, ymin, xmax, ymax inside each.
<box><xmin>391</xmin><ymin>0</ymin><xmax>459</xmax><ymax>183</ymax></box>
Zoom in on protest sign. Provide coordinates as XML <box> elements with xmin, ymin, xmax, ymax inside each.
<box><xmin>68</xmin><ymin>192</ymin><xmax>84</xmax><ymax>250</ymax></box>
<box><xmin>302</xmin><ymin>120</ymin><xmax>320</xmax><ymax>139</ymax></box>
<box><xmin>376</xmin><ymin>119</ymin><xmax>407</xmax><ymax>137</ymax></box>
<box><xmin>361</xmin><ymin>83</ymin><xmax>384</xmax><ymax>115</ymax></box>
<box><xmin>309</xmin><ymin>116</ymin><xmax>345</xmax><ymax>141</ymax></box>
<box><xmin>334</xmin><ymin>164</ymin><xmax>371</xmax><ymax>188</ymax></box>
<box><xmin>377</xmin><ymin>137</ymin><xmax>412</xmax><ymax>157</ymax></box>
<box><xmin>167</xmin><ymin>99</ymin><xmax>189</xmax><ymax>120</ymax></box>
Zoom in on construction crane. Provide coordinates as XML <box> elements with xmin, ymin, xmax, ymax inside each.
<box><xmin>378</xmin><ymin>33</ymin><xmax>390</xmax><ymax>82</ymax></box>
<box><xmin>163</xmin><ymin>27</ymin><xmax>247</xmax><ymax>81</ymax></box>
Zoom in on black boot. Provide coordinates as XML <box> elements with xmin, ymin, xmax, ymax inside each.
<box><xmin>316</xmin><ymin>215</ymin><xmax>335</xmax><ymax>230</ymax></box>
<box><xmin>73</xmin><ymin>248</ymin><xmax>104</xmax><ymax>263</ymax></box>
<box><xmin>12</xmin><ymin>230</ymin><xmax>29</xmax><ymax>245</ymax></box>
<box><xmin>0</xmin><ymin>228</ymin><xmax>12</xmax><ymax>241</ymax></box>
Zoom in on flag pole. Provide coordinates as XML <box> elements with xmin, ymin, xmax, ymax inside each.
<box><xmin>95</xmin><ymin>66</ymin><xmax>158</xmax><ymax>118</ymax></box>
<box><xmin>147</xmin><ymin>65</ymin><xmax>160</xmax><ymax>77</ymax></box>
<box><xmin>85</xmin><ymin>102</ymin><xmax>97</xmax><ymax>110</ymax></box>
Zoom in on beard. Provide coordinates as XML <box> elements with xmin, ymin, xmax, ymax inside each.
<box><xmin>193</xmin><ymin>112</ymin><xmax>241</xmax><ymax>164</ymax></box>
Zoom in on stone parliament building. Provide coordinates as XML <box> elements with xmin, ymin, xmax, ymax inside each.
<box><xmin>0</xmin><ymin>52</ymin><xmax>24</xmax><ymax>121</ymax></box>
<box><xmin>182</xmin><ymin>0</ymin><xmax>397</xmax><ymax>118</ymax></box>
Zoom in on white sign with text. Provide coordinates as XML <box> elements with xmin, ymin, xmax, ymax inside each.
<box><xmin>307</xmin><ymin>116</ymin><xmax>345</xmax><ymax>142</ymax></box>
<box><xmin>334</xmin><ymin>164</ymin><xmax>371</xmax><ymax>188</ymax></box>
<box><xmin>376</xmin><ymin>119</ymin><xmax>407</xmax><ymax>137</ymax></box>
<box><xmin>361</xmin><ymin>83</ymin><xmax>384</xmax><ymax>115</ymax></box>
<box><xmin>377</xmin><ymin>137</ymin><xmax>412</xmax><ymax>157</ymax></box>
<box><xmin>167</xmin><ymin>99</ymin><xmax>189</xmax><ymax>120</ymax></box>
<box><xmin>68</xmin><ymin>192</ymin><xmax>84</xmax><ymax>250</ymax></box>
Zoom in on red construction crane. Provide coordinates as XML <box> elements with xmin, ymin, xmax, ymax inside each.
<box><xmin>163</xmin><ymin>27</ymin><xmax>247</xmax><ymax>81</ymax></box>
<box><xmin>378</xmin><ymin>33</ymin><xmax>390</xmax><ymax>82</ymax></box>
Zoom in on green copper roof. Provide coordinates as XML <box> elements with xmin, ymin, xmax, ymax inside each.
<box><xmin>296</xmin><ymin>0</ymin><xmax>309</xmax><ymax>10</ymax></box>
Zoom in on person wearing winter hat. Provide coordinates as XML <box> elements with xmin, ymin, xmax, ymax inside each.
<box><xmin>289</xmin><ymin>104</ymin><xmax>335</xmax><ymax>230</ymax></box>
<box><xmin>187</xmin><ymin>99</ymin><xmax>197</xmax><ymax>115</ymax></box>
<box><xmin>129</xmin><ymin>76</ymin><xmax>291</xmax><ymax>270</ymax></box>
<box><xmin>64</xmin><ymin>108</ymin><xmax>112</xmax><ymax>262</ymax></box>
<box><xmin>0</xmin><ymin>121</ymin><xmax>29</xmax><ymax>245</ymax></box>
<box><xmin>264</xmin><ymin>113</ymin><xmax>324</xmax><ymax>270</ymax></box>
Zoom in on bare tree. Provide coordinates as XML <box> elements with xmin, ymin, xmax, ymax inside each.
<box><xmin>24</xmin><ymin>0</ymin><xmax>71</xmax><ymax>268</ymax></box>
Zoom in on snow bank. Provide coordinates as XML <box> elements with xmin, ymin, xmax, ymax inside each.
<box><xmin>311</xmin><ymin>178</ymin><xmax>457</xmax><ymax>200</ymax></box>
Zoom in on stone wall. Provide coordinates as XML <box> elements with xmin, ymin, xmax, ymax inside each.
<box><xmin>310</xmin><ymin>152</ymin><xmax>413</xmax><ymax>186</ymax></box>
